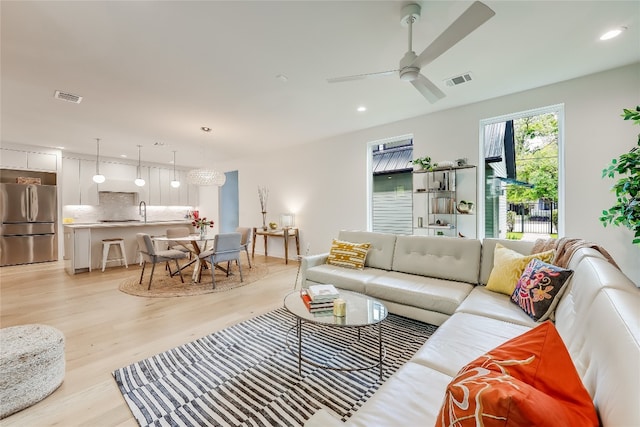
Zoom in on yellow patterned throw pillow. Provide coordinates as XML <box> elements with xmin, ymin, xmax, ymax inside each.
<box><xmin>486</xmin><ymin>244</ymin><xmax>555</xmax><ymax>295</ymax></box>
<box><xmin>326</xmin><ymin>239</ymin><xmax>371</xmax><ymax>270</ymax></box>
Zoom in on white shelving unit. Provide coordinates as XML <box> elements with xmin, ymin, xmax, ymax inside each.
<box><xmin>413</xmin><ymin>165</ymin><xmax>477</xmax><ymax>238</ymax></box>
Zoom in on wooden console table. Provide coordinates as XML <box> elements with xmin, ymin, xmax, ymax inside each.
<box><xmin>252</xmin><ymin>227</ymin><xmax>300</xmax><ymax>264</ymax></box>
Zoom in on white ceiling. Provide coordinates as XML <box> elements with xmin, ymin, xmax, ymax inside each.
<box><xmin>1</xmin><ymin>1</ymin><xmax>638</xmax><ymax>168</ymax></box>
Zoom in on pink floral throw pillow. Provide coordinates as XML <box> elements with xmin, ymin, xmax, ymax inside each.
<box><xmin>511</xmin><ymin>259</ymin><xmax>573</xmax><ymax>322</ymax></box>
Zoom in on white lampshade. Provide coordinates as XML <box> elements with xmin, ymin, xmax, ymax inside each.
<box><xmin>92</xmin><ymin>174</ymin><xmax>106</xmax><ymax>184</ymax></box>
<box><xmin>280</xmin><ymin>213</ymin><xmax>295</xmax><ymax>228</ymax></box>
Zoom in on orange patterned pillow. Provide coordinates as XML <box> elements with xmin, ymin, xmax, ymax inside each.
<box><xmin>435</xmin><ymin>322</ymin><xmax>598</xmax><ymax>427</ymax></box>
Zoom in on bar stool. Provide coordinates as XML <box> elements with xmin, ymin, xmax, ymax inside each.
<box><xmin>101</xmin><ymin>238</ymin><xmax>128</xmax><ymax>272</ymax></box>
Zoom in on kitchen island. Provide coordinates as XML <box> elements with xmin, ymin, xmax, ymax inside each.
<box><xmin>63</xmin><ymin>221</ymin><xmax>193</xmax><ymax>274</ymax></box>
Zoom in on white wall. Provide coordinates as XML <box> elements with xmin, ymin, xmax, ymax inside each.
<box><xmin>218</xmin><ymin>63</ymin><xmax>640</xmax><ymax>285</ymax></box>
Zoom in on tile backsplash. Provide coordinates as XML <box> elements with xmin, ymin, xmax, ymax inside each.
<box><xmin>63</xmin><ymin>195</ymin><xmax>193</xmax><ymax>223</ymax></box>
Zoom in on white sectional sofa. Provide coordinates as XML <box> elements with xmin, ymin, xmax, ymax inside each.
<box><xmin>301</xmin><ymin>231</ymin><xmax>640</xmax><ymax>427</ymax></box>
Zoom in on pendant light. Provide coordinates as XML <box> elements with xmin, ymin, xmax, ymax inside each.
<box><xmin>170</xmin><ymin>150</ymin><xmax>181</xmax><ymax>188</ymax></box>
<box><xmin>134</xmin><ymin>144</ymin><xmax>145</xmax><ymax>187</ymax></box>
<box><xmin>92</xmin><ymin>138</ymin><xmax>106</xmax><ymax>183</ymax></box>
<box><xmin>187</xmin><ymin>126</ymin><xmax>227</xmax><ymax>186</ymax></box>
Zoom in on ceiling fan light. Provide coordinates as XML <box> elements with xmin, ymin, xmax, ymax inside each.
<box><xmin>399</xmin><ymin>67</ymin><xmax>420</xmax><ymax>81</ymax></box>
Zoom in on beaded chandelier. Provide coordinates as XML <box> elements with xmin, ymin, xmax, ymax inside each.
<box><xmin>187</xmin><ymin>168</ymin><xmax>226</xmax><ymax>186</ymax></box>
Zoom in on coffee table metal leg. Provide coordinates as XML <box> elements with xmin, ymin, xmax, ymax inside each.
<box><xmin>297</xmin><ymin>317</ymin><xmax>302</xmax><ymax>376</ymax></box>
<box><xmin>378</xmin><ymin>322</ymin><xmax>383</xmax><ymax>379</ymax></box>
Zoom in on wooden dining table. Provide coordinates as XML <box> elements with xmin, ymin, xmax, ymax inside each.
<box><xmin>153</xmin><ymin>234</ymin><xmax>215</xmax><ymax>283</ymax></box>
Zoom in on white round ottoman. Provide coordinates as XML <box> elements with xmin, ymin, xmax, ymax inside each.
<box><xmin>0</xmin><ymin>324</ymin><xmax>65</xmax><ymax>419</ymax></box>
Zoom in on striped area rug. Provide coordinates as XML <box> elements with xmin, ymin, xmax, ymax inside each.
<box><xmin>113</xmin><ymin>308</ymin><xmax>437</xmax><ymax>426</ymax></box>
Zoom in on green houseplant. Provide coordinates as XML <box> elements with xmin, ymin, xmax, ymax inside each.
<box><xmin>600</xmin><ymin>106</ymin><xmax>640</xmax><ymax>245</ymax></box>
<box><xmin>412</xmin><ymin>156</ymin><xmax>437</xmax><ymax>171</ymax></box>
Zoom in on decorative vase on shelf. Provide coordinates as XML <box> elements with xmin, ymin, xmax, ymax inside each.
<box><xmin>262</xmin><ymin>212</ymin><xmax>268</xmax><ymax>231</ymax></box>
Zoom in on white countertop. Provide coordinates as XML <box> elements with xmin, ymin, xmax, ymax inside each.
<box><xmin>63</xmin><ymin>220</ymin><xmax>192</xmax><ymax>229</ymax></box>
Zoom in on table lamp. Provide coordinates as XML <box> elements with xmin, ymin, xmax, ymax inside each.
<box><xmin>280</xmin><ymin>213</ymin><xmax>295</xmax><ymax>229</ymax></box>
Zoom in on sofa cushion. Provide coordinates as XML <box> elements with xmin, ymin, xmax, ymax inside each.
<box><xmin>412</xmin><ymin>312</ymin><xmax>531</xmax><ymax>377</ymax></box>
<box><xmin>576</xmin><ymin>288</ymin><xmax>640</xmax><ymax>427</ymax></box>
<box><xmin>304</xmin><ymin>265</ymin><xmax>381</xmax><ymax>293</ymax></box>
<box><xmin>479</xmin><ymin>238</ymin><xmax>535</xmax><ymax>285</ymax></box>
<box><xmin>436</xmin><ymin>322</ymin><xmax>599</xmax><ymax>427</ymax></box>
<box><xmin>366</xmin><ymin>271</ymin><xmax>474</xmax><ymax>316</ymax></box>
<box><xmin>326</xmin><ymin>239</ymin><xmax>370</xmax><ymax>270</ymax></box>
<box><xmin>455</xmin><ymin>286</ymin><xmax>536</xmax><ymax>326</ymax></box>
<box><xmin>346</xmin><ymin>362</ymin><xmax>453</xmax><ymax>427</ymax></box>
<box><xmin>392</xmin><ymin>235</ymin><xmax>481</xmax><ymax>284</ymax></box>
<box><xmin>511</xmin><ymin>259</ymin><xmax>573</xmax><ymax>322</ymax></box>
<box><xmin>338</xmin><ymin>230</ymin><xmax>396</xmax><ymax>270</ymax></box>
<box><xmin>486</xmin><ymin>244</ymin><xmax>554</xmax><ymax>295</ymax></box>
<box><xmin>555</xmin><ymin>256</ymin><xmax>638</xmax><ymax>355</ymax></box>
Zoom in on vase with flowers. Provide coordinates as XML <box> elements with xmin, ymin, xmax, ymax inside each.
<box><xmin>191</xmin><ymin>211</ymin><xmax>214</xmax><ymax>239</ymax></box>
<box><xmin>258</xmin><ymin>186</ymin><xmax>269</xmax><ymax>231</ymax></box>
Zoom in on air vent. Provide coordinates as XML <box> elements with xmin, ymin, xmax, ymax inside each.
<box><xmin>54</xmin><ymin>90</ymin><xmax>82</xmax><ymax>104</ymax></box>
<box><xmin>444</xmin><ymin>72</ymin><xmax>473</xmax><ymax>87</ymax></box>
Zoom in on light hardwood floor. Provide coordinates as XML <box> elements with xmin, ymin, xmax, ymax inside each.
<box><xmin>0</xmin><ymin>256</ymin><xmax>298</xmax><ymax>426</ymax></box>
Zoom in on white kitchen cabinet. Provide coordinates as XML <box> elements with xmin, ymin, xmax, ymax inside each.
<box><xmin>79</xmin><ymin>159</ymin><xmax>99</xmax><ymax>205</ymax></box>
<box><xmin>159</xmin><ymin>168</ymin><xmax>181</xmax><ymax>205</ymax></box>
<box><xmin>62</xmin><ymin>157</ymin><xmax>81</xmax><ymax>205</ymax></box>
<box><xmin>1</xmin><ymin>149</ymin><xmax>58</xmax><ymax>171</ymax></box>
<box><xmin>64</xmin><ymin>227</ymin><xmax>91</xmax><ymax>274</ymax></box>
<box><xmin>0</xmin><ymin>149</ymin><xmax>28</xmax><ymax>169</ymax></box>
<box><xmin>27</xmin><ymin>152</ymin><xmax>57</xmax><ymax>171</ymax></box>
<box><xmin>146</xmin><ymin>167</ymin><xmax>160</xmax><ymax>205</ymax></box>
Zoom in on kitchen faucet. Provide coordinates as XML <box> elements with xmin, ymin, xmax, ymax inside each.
<box><xmin>139</xmin><ymin>201</ymin><xmax>147</xmax><ymax>223</ymax></box>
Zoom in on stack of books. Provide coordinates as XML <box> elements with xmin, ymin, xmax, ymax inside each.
<box><xmin>300</xmin><ymin>284</ymin><xmax>340</xmax><ymax>314</ymax></box>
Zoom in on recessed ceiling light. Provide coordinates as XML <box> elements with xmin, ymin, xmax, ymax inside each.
<box><xmin>201</xmin><ymin>126</ymin><xmax>212</xmax><ymax>132</ymax></box>
<box><xmin>600</xmin><ymin>26</ymin><xmax>626</xmax><ymax>40</ymax></box>
<box><xmin>357</xmin><ymin>106</ymin><xmax>367</xmax><ymax>112</ymax></box>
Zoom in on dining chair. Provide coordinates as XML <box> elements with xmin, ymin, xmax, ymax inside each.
<box><xmin>236</xmin><ymin>227</ymin><xmax>252</xmax><ymax>268</ymax></box>
<box><xmin>136</xmin><ymin>233</ymin><xmax>188</xmax><ymax>290</ymax></box>
<box><xmin>166</xmin><ymin>226</ymin><xmax>192</xmax><ymax>259</ymax></box>
<box><xmin>199</xmin><ymin>232</ymin><xmax>243</xmax><ymax>289</ymax></box>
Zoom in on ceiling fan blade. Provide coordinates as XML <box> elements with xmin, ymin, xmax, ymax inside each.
<box><xmin>412</xmin><ymin>1</ymin><xmax>495</xmax><ymax>69</ymax></box>
<box><xmin>327</xmin><ymin>70</ymin><xmax>398</xmax><ymax>83</ymax></box>
<box><xmin>411</xmin><ymin>74</ymin><xmax>446</xmax><ymax>103</ymax></box>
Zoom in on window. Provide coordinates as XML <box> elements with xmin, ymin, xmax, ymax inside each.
<box><xmin>368</xmin><ymin>137</ymin><xmax>413</xmax><ymax>234</ymax></box>
<box><xmin>479</xmin><ymin>105</ymin><xmax>564</xmax><ymax>240</ymax></box>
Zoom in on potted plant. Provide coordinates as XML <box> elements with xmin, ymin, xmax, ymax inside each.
<box><xmin>600</xmin><ymin>106</ymin><xmax>640</xmax><ymax>246</ymax></box>
<box><xmin>412</xmin><ymin>156</ymin><xmax>438</xmax><ymax>171</ymax></box>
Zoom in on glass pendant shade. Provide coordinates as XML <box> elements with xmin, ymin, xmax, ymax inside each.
<box><xmin>134</xmin><ymin>144</ymin><xmax>145</xmax><ymax>187</ymax></box>
<box><xmin>187</xmin><ymin>169</ymin><xmax>226</xmax><ymax>186</ymax></box>
<box><xmin>170</xmin><ymin>151</ymin><xmax>181</xmax><ymax>188</ymax></box>
<box><xmin>92</xmin><ymin>138</ymin><xmax>106</xmax><ymax>183</ymax></box>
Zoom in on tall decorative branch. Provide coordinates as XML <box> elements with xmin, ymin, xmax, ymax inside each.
<box><xmin>258</xmin><ymin>186</ymin><xmax>269</xmax><ymax>230</ymax></box>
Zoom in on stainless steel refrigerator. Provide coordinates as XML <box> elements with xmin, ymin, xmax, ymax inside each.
<box><xmin>0</xmin><ymin>183</ymin><xmax>58</xmax><ymax>266</ymax></box>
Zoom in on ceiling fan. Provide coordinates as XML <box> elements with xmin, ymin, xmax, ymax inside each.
<box><xmin>327</xmin><ymin>1</ymin><xmax>495</xmax><ymax>103</ymax></box>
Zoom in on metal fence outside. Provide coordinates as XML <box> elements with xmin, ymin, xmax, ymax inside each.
<box><xmin>508</xmin><ymin>201</ymin><xmax>556</xmax><ymax>234</ymax></box>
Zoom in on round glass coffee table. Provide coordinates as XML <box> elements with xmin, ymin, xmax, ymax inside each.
<box><xmin>283</xmin><ymin>289</ymin><xmax>388</xmax><ymax>379</ymax></box>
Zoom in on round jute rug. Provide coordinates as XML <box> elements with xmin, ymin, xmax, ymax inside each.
<box><xmin>118</xmin><ymin>262</ymin><xmax>268</xmax><ymax>297</ymax></box>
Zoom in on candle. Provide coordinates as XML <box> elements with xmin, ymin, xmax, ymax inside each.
<box><xmin>333</xmin><ymin>298</ymin><xmax>346</xmax><ymax>317</ymax></box>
